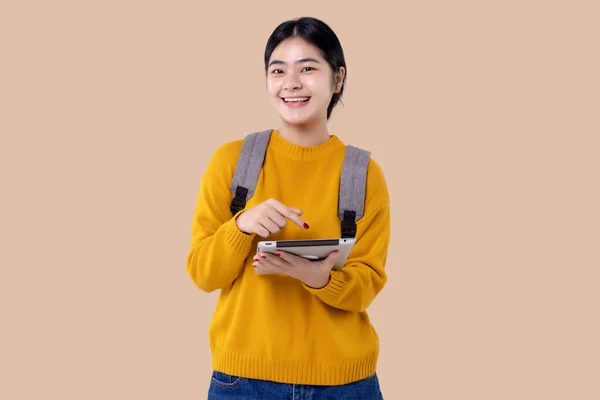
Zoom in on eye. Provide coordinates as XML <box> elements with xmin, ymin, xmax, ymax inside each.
<box><xmin>302</xmin><ymin>67</ymin><xmax>315</xmax><ymax>72</ymax></box>
<box><xmin>271</xmin><ymin>69</ymin><xmax>283</xmax><ymax>75</ymax></box>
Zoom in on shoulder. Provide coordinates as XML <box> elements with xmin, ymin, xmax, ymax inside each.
<box><xmin>199</xmin><ymin>136</ymin><xmax>247</xmax><ymax>188</ymax></box>
<box><xmin>210</xmin><ymin>137</ymin><xmax>244</xmax><ymax>163</ymax></box>
<box><xmin>366</xmin><ymin>156</ymin><xmax>389</xmax><ymax>203</ymax></box>
<box><xmin>209</xmin><ymin>129</ymin><xmax>274</xmax><ymax>171</ymax></box>
<box><xmin>205</xmin><ymin>137</ymin><xmax>245</xmax><ymax>174</ymax></box>
<box><xmin>346</xmin><ymin>146</ymin><xmax>388</xmax><ymax>216</ymax></box>
<box><xmin>367</xmin><ymin>156</ymin><xmax>386</xmax><ymax>185</ymax></box>
<box><xmin>345</xmin><ymin>144</ymin><xmax>387</xmax><ymax>191</ymax></box>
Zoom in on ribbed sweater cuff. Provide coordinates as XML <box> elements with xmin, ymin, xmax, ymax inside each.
<box><xmin>302</xmin><ymin>269</ymin><xmax>345</xmax><ymax>301</ymax></box>
<box><xmin>222</xmin><ymin>211</ymin><xmax>256</xmax><ymax>255</ymax></box>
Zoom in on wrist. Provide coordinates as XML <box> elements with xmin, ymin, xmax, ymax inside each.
<box><xmin>305</xmin><ymin>272</ymin><xmax>331</xmax><ymax>289</ymax></box>
<box><xmin>234</xmin><ymin>212</ymin><xmax>251</xmax><ymax>235</ymax></box>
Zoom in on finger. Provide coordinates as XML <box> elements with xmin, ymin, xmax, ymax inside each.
<box><xmin>267</xmin><ymin>208</ymin><xmax>287</xmax><ymax>229</ymax></box>
<box><xmin>253</xmin><ymin>253</ymin><xmax>281</xmax><ymax>264</ymax></box>
<box><xmin>265</xmin><ymin>199</ymin><xmax>306</xmax><ymax>226</ymax></box>
<box><xmin>275</xmin><ymin>250</ymin><xmax>304</xmax><ymax>264</ymax></box>
<box><xmin>252</xmin><ymin>260</ymin><xmax>266</xmax><ymax>268</ymax></box>
<box><xmin>258</xmin><ymin>219</ymin><xmax>280</xmax><ymax>236</ymax></box>
<box><xmin>254</xmin><ymin>225</ymin><xmax>271</xmax><ymax>238</ymax></box>
<box><xmin>323</xmin><ymin>251</ymin><xmax>340</xmax><ymax>265</ymax></box>
<box><xmin>259</xmin><ymin>253</ymin><xmax>288</xmax><ymax>270</ymax></box>
<box><xmin>320</xmin><ymin>251</ymin><xmax>340</xmax><ymax>268</ymax></box>
<box><xmin>253</xmin><ymin>253</ymin><xmax>273</xmax><ymax>262</ymax></box>
<box><xmin>253</xmin><ymin>259</ymin><xmax>281</xmax><ymax>274</ymax></box>
<box><xmin>269</xmin><ymin>201</ymin><xmax>309</xmax><ymax>230</ymax></box>
<box><xmin>256</xmin><ymin>266</ymin><xmax>282</xmax><ymax>275</ymax></box>
<box><xmin>252</xmin><ymin>256</ymin><xmax>272</xmax><ymax>269</ymax></box>
<box><xmin>252</xmin><ymin>263</ymin><xmax>278</xmax><ymax>274</ymax></box>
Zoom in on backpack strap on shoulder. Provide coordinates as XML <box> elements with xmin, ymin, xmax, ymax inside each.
<box><xmin>338</xmin><ymin>145</ymin><xmax>371</xmax><ymax>238</ymax></box>
<box><xmin>229</xmin><ymin>129</ymin><xmax>273</xmax><ymax>215</ymax></box>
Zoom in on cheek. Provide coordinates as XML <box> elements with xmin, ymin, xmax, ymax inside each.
<box><xmin>305</xmin><ymin>77</ymin><xmax>332</xmax><ymax>99</ymax></box>
<box><xmin>266</xmin><ymin>85</ymin><xmax>281</xmax><ymax>105</ymax></box>
<box><xmin>266</xmin><ymin>79</ymin><xmax>281</xmax><ymax>93</ymax></box>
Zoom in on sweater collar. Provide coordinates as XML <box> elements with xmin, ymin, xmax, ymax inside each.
<box><xmin>269</xmin><ymin>129</ymin><xmax>344</xmax><ymax>160</ymax></box>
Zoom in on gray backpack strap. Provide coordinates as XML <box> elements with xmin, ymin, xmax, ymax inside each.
<box><xmin>229</xmin><ymin>129</ymin><xmax>273</xmax><ymax>215</ymax></box>
<box><xmin>338</xmin><ymin>145</ymin><xmax>371</xmax><ymax>238</ymax></box>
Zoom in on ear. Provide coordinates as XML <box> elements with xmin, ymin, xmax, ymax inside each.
<box><xmin>334</xmin><ymin>67</ymin><xmax>346</xmax><ymax>93</ymax></box>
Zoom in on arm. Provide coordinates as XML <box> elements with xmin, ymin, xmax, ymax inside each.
<box><xmin>302</xmin><ymin>159</ymin><xmax>391</xmax><ymax>312</ymax></box>
<box><xmin>185</xmin><ymin>141</ymin><xmax>256</xmax><ymax>293</ymax></box>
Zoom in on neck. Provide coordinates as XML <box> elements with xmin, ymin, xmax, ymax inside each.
<box><xmin>277</xmin><ymin>118</ymin><xmax>330</xmax><ymax>147</ymax></box>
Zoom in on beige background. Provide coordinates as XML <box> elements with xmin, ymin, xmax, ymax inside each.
<box><xmin>1</xmin><ymin>1</ymin><xmax>599</xmax><ymax>399</ymax></box>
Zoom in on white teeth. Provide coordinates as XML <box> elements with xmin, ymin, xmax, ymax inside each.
<box><xmin>283</xmin><ymin>97</ymin><xmax>309</xmax><ymax>102</ymax></box>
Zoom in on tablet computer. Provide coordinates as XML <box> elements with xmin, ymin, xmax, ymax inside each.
<box><xmin>255</xmin><ymin>238</ymin><xmax>355</xmax><ymax>275</ymax></box>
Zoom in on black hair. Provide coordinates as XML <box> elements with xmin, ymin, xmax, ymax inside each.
<box><xmin>264</xmin><ymin>17</ymin><xmax>347</xmax><ymax>120</ymax></box>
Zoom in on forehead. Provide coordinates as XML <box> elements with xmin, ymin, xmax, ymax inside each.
<box><xmin>269</xmin><ymin>36</ymin><xmax>324</xmax><ymax>62</ymax></box>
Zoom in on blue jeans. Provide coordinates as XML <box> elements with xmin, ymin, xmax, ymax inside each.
<box><xmin>207</xmin><ymin>370</ymin><xmax>384</xmax><ymax>399</ymax></box>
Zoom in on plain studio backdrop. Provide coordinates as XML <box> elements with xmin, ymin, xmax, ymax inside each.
<box><xmin>1</xmin><ymin>1</ymin><xmax>599</xmax><ymax>399</ymax></box>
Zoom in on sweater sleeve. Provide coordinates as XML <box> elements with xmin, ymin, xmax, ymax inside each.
<box><xmin>302</xmin><ymin>158</ymin><xmax>391</xmax><ymax>312</ymax></box>
<box><xmin>185</xmin><ymin>141</ymin><xmax>256</xmax><ymax>293</ymax></box>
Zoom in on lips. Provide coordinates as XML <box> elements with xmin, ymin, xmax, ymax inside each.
<box><xmin>282</xmin><ymin>97</ymin><xmax>311</xmax><ymax>103</ymax></box>
<box><xmin>281</xmin><ymin>97</ymin><xmax>311</xmax><ymax>109</ymax></box>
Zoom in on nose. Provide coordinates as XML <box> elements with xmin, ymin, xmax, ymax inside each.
<box><xmin>283</xmin><ymin>71</ymin><xmax>302</xmax><ymax>91</ymax></box>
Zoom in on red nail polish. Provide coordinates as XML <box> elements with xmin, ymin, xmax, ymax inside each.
<box><xmin>303</xmin><ymin>223</ymin><xmax>309</xmax><ymax>229</ymax></box>
<box><xmin>276</xmin><ymin>252</ymin><xmax>281</xmax><ymax>257</ymax></box>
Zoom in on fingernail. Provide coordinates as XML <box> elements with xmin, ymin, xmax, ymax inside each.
<box><xmin>276</xmin><ymin>252</ymin><xmax>281</xmax><ymax>257</ymax></box>
<box><xmin>261</xmin><ymin>255</ymin><xmax>267</xmax><ymax>258</ymax></box>
<box><xmin>303</xmin><ymin>223</ymin><xmax>310</xmax><ymax>229</ymax></box>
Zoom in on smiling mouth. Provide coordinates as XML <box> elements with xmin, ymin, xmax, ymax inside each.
<box><xmin>282</xmin><ymin>97</ymin><xmax>311</xmax><ymax>103</ymax></box>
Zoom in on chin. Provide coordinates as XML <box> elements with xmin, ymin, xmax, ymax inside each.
<box><xmin>282</xmin><ymin>113</ymin><xmax>307</xmax><ymax>123</ymax></box>
<box><xmin>281</xmin><ymin>115</ymin><xmax>315</xmax><ymax>127</ymax></box>
<box><xmin>279</xmin><ymin>109</ymin><xmax>318</xmax><ymax>125</ymax></box>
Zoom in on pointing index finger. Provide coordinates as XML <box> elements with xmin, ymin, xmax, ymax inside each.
<box><xmin>269</xmin><ymin>200</ymin><xmax>309</xmax><ymax>230</ymax></box>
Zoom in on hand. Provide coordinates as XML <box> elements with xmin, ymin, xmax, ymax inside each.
<box><xmin>236</xmin><ymin>198</ymin><xmax>309</xmax><ymax>238</ymax></box>
<box><xmin>252</xmin><ymin>250</ymin><xmax>340</xmax><ymax>289</ymax></box>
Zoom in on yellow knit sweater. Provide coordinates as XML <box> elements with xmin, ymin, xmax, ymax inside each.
<box><xmin>186</xmin><ymin>129</ymin><xmax>391</xmax><ymax>385</ymax></box>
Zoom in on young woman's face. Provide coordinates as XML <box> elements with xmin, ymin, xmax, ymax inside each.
<box><xmin>266</xmin><ymin>36</ymin><xmax>345</xmax><ymax>126</ymax></box>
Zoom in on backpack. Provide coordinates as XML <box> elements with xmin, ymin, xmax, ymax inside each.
<box><xmin>229</xmin><ymin>129</ymin><xmax>371</xmax><ymax>239</ymax></box>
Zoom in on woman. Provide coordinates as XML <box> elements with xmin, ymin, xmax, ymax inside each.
<box><xmin>186</xmin><ymin>16</ymin><xmax>390</xmax><ymax>399</ymax></box>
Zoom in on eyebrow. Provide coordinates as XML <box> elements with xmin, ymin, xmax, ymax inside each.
<box><xmin>268</xmin><ymin>58</ymin><xmax>321</xmax><ymax>68</ymax></box>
